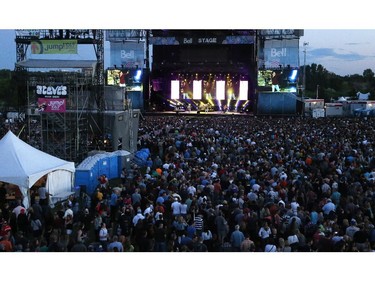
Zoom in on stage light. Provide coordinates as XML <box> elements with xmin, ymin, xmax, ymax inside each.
<box><xmin>289</xmin><ymin>69</ymin><xmax>298</xmax><ymax>82</ymax></box>
<box><xmin>134</xmin><ymin>69</ymin><xmax>142</xmax><ymax>82</ymax></box>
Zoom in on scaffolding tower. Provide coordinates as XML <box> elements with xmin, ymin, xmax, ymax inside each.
<box><xmin>15</xmin><ymin>29</ymin><xmax>105</xmax><ymax>163</ymax></box>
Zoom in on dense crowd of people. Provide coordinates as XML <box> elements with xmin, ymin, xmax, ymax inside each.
<box><xmin>2</xmin><ymin>114</ymin><xmax>375</xmax><ymax>252</ymax></box>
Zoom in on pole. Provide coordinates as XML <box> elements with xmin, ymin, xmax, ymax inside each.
<box><xmin>302</xmin><ymin>42</ymin><xmax>309</xmax><ymax>116</ymax></box>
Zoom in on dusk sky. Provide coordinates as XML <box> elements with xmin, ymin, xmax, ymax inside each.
<box><xmin>1</xmin><ymin>29</ymin><xmax>375</xmax><ymax>77</ymax></box>
<box><xmin>2</xmin><ymin>1</ymin><xmax>375</xmax><ymax>79</ymax></box>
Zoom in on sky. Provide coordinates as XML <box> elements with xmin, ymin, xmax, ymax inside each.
<box><xmin>2</xmin><ymin>1</ymin><xmax>375</xmax><ymax>77</ymax></box>
<box><xmin>1</xmin><ymin>28</ymin><xmax>375</xmax><ymax>77</ymax></box>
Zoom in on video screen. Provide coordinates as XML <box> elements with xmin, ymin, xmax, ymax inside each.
<box><xmin>106</xmin><ymin>69</ymin><xmax>143</xmax><ymax>87</ymax></box>
<box><xmin>257</xmin><ymin>68</ymin><xmax>298</xmax><ymax>93</ymax></box>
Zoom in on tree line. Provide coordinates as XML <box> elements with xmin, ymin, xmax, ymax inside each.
<box><xmin>302</xmin><ymin>63</ymin><xmax>375</xmax><ymax>101</ymax></box>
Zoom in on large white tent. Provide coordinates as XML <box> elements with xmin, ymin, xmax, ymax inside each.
<box><xmin>0</xmin><ymin>130</ymin><xmax>75</xmax><ymax>209</ymax></box>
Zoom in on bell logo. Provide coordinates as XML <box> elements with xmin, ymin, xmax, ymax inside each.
<box><xmin>270</xmin><ymin>48</ymin><xmax>287</xmax><ymax>57</ymax></box>
<box><xmin>121</xmin><ymin>50</ymin><xmax>135</xmax><ymax>59</ymax></box>
<box><xmin>183</xmin><ymin>38</ymin><xmax>193</xmax><ymax>44</ymax></box>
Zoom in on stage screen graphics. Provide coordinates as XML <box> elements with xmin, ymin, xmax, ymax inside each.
<box><xmin>216</xmin><ymin>80</ymin><xmax>225</xmax><ymax>100</ymax></box>
<box><xmin>239</xmin><ymin>81</ymin><xmax>248</xmax><ymax>100</ymax></box>
<box><xmin>257</xmin><ymin>69</ymin><xmax>298</xmax><ymax>93</ymax></box>
<box><xmin>193</xmin><ymin>80</ymin><xmax>202</xmax><ymax>100</ymax></box>
<box><xmin>171</xmin><ymin>80</ymin><xmax>180</xmax><ymax>100</ymax></box>
<box><xmin>106</xmin><ymin>69</ymin><xmax>143</xmax><ymax>88</ymax></box>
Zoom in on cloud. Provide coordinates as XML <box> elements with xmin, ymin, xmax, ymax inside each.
<box><xmin>308</xmin><ymin>47</ymin><xmax>367</xmax><ymax>61</ymax></box>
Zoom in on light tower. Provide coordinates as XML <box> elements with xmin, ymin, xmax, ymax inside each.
<box><xmin>302</xmin><ymin>41</ymin><xmax>309</xmax><ymax>116</ymax></box>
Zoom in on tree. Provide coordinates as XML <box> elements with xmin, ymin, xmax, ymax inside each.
<box><xmin>363</xmin><ymin>68</ymin><xmax>374</xmax><ymax>82</ymax></box>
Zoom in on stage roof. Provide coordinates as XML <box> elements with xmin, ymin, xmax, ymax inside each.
<box><xmin>16</xmin><ymin>59</ymin><xmax>97</xmax><ymax>69</ymax></box>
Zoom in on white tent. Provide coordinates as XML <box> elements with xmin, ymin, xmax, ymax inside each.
<box><xmin>356</xmin><ymin>92</ymin><xmax>370</xmax><ymax>100</ymax></box>
<box><xmin>0</xmin><ymin>130</ymin><xmax>75</xmax><ymax>209</ymax></box>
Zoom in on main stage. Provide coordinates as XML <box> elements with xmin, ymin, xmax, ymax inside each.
<box><xmin>143</xmin><ymin>110</ymin><xmax>252</xmax><ymax>117</ymax></box>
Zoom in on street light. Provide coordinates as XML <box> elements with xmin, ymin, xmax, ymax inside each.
<box><xmin>302</xmin><ymin>41</ymin><xmax>309</xmax><ymax>116</ymax></box>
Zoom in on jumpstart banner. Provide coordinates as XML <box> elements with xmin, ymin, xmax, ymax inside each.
<box><xmin>31</xmin><ymin>40</ymin><xmax>78</xmax><ymax>54</ymax></box>
<box><xmin>37</xmin><ymin>98</ymin><xmax>66</xmax><ymax>112</ymax></box>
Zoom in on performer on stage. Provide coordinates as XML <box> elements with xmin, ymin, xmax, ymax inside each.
<box><xmin>119</xmin><ymin>70</ymin><xmax>129</xmax><ymax>87</ymax></box>
<box><xmin>271</xmin><ymin>71</ymin><xmax>282</xmax><ymax>92</ymax></box>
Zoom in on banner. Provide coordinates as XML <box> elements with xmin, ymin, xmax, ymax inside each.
<box><xmin>150</xmin><ymin>35</ymin><xmax>255</xmax><ymax>45</ymax></box>
<box><xmin>110</xmin><ymin>42</ymin><xmax>145</xmax><ymax>68</ymax></box>
<box><xmin>31</xmin><ymin>40</ymin><xmax>78</xmax><ymax>54</ymax></box>
<box><xmin>261</xmin><ymin>39</ymin><xmax>299</xmax><ymax>69</ymax></box>
<box><xmin>37</xmin><ymin>98</ymin><xmax>66</xmax><ymax>113</ymax></box>
<box><xmin>36</xmin><ymin>85</ymin><xmax>68</xmax><ymax>97</ymax></box>
<box><xmin>106</xmin><ymin>30</ymin><xmax>145</xmax><ymax>41</ymax></box>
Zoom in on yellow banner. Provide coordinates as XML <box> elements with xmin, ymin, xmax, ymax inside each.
<box><xmin>31</xmin><ymin>40</ymin><xmax>78</xmax><ymax>54</ymax></box>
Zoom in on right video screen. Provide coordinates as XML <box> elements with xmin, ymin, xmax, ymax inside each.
<box><xmin>257</xmin><ymin>68</ymin><xmax>298</xmax><ymax>93</ymax></box>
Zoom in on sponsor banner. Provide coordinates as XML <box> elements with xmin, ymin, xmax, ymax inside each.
<box><xmin>31</xmin><ymin>40</ymin><xmax>77</xmax><ymax>54</ymax></box>
<box><xmin>262</xmin><ymin>39</ymin><xmax>299</xmax><ymax>69</ymax></box>
<box><xmin>36</xmin><ymin>85</ymin><xmax>68</xmax><ymax>98</ymax></box>
<box><xmin>178</xmin><ymin>36</ymin><xmax>225</xmax><ymax>45</ymax></box>
<box><xmin>259</xmin><ymin>29</ymin><xmax>303</xmax><ymax>37</ymax></box>
<box><xmin>15</xmin><ymin>29</ymin><xmax>40</xmax><ymax>37</ymax></box>
<box><xmin>37</xmin><ymin>98</ymin><xmax>66</xmax><ymax>113</ymax></box>
<box><xmin>110</xmin><ymin>42</ymin><xmax>145</xmax><ymax>68</ymax></box>
<box><xmin>150</xmin><ymin>36</ymin><xmax>255</xmax><ymax>45</ymax></box>
<box><xmin>106</xmin><ymin>30</ymin><xmax>145</xmax><ymax>41</ymax></box>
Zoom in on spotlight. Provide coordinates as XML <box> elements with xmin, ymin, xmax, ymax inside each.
<box><xmin>289</xmin><ymin>70</ymin><xmax>298</xmax><ymax>82</ymax></box>
<box><xmin>134</xmin><ymin>69</ymin><xmax>142</xmax><ymax>82</ymax></box>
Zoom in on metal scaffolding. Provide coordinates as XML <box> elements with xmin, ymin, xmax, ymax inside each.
<box><xmin>15</xmin><ymin>29</ymin><xmax>105</xmax><ymax>163</ymax></box>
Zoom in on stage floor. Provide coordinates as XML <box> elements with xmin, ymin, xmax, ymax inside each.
<box><xmin>143</xmin><ymin>110</ymin><xmax>252</xmax><ymax>116</ymax></box>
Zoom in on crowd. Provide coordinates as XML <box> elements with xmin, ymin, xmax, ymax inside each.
<box><xmin>2</xmin><ymin>114</ymin><xmax>375</xmax><ymax>252</ymax></box>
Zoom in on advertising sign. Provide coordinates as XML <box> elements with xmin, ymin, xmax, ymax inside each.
<box><xmin>37</xmin><ymin>98</ymin><xmax>66</xmax><ymax>113</ymax></box>
<box><xmin>31</xmin><ymin>40</ymin><xmax>78</xmax><ymax>54</ymax></box>
<box><xmin>150</xmin><ymin>35</ymin><xmax>255</xmax><ymax>45</ymax></box>
<box><xmin>36</xmin><ymin>85</ymin><xmax>68</xmax><ymax>97</ymax></box>
<box><xmin>110</xmin><ymin>42</ymin><xmax>145</xmax><ymax>68</ymax></box>
<box><xmin>262</xmin><ymin>39</ymin><xmax>299</xmax><ymax>69</ymax></box>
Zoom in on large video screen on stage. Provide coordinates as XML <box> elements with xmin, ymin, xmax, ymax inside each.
<box><xmin>106</xmin><ymin>68</ymin><xmax>143</xmax><ymax>87</ymax></box>
<box><xmin>257</xmin><ymin>68</ymin><xmax>298</xmax><ymax>93</ymax></box>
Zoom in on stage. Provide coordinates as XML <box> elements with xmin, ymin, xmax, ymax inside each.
<box><xmin>143</xmin><ymin>110</ymin><xmax>253</xmax><ymax>117</ymax></box>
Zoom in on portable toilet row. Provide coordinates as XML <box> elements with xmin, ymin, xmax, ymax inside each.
<box><xmin>75</xmin><ymin>150</ymin><xmax>132</xmax><ymax>195</ymax></box>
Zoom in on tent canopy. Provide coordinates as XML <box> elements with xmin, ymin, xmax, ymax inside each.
<box><xmin>0</xmin><ymin>130</ymin><xmax>75</xmax><ymax>208</ymax></box>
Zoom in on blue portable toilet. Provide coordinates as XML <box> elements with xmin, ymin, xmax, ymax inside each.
<box><xmin>97</xmin><ymin>156</ymin><xmax>109</xmax><ymax>178</ymax></box>
<box><xmin>108</xmin><ymin>152</ymin><xmax>119</xmax><ymax>179</ymax></box>
<box><xmin>75</xmin><ymin>154</ymin><xmax>101</xmax><ymax>195</ymax></box>
<box><xmin>113</xmin><ymin>150</ymin><xmax>132</xmax><ymax>175</ymax></box>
